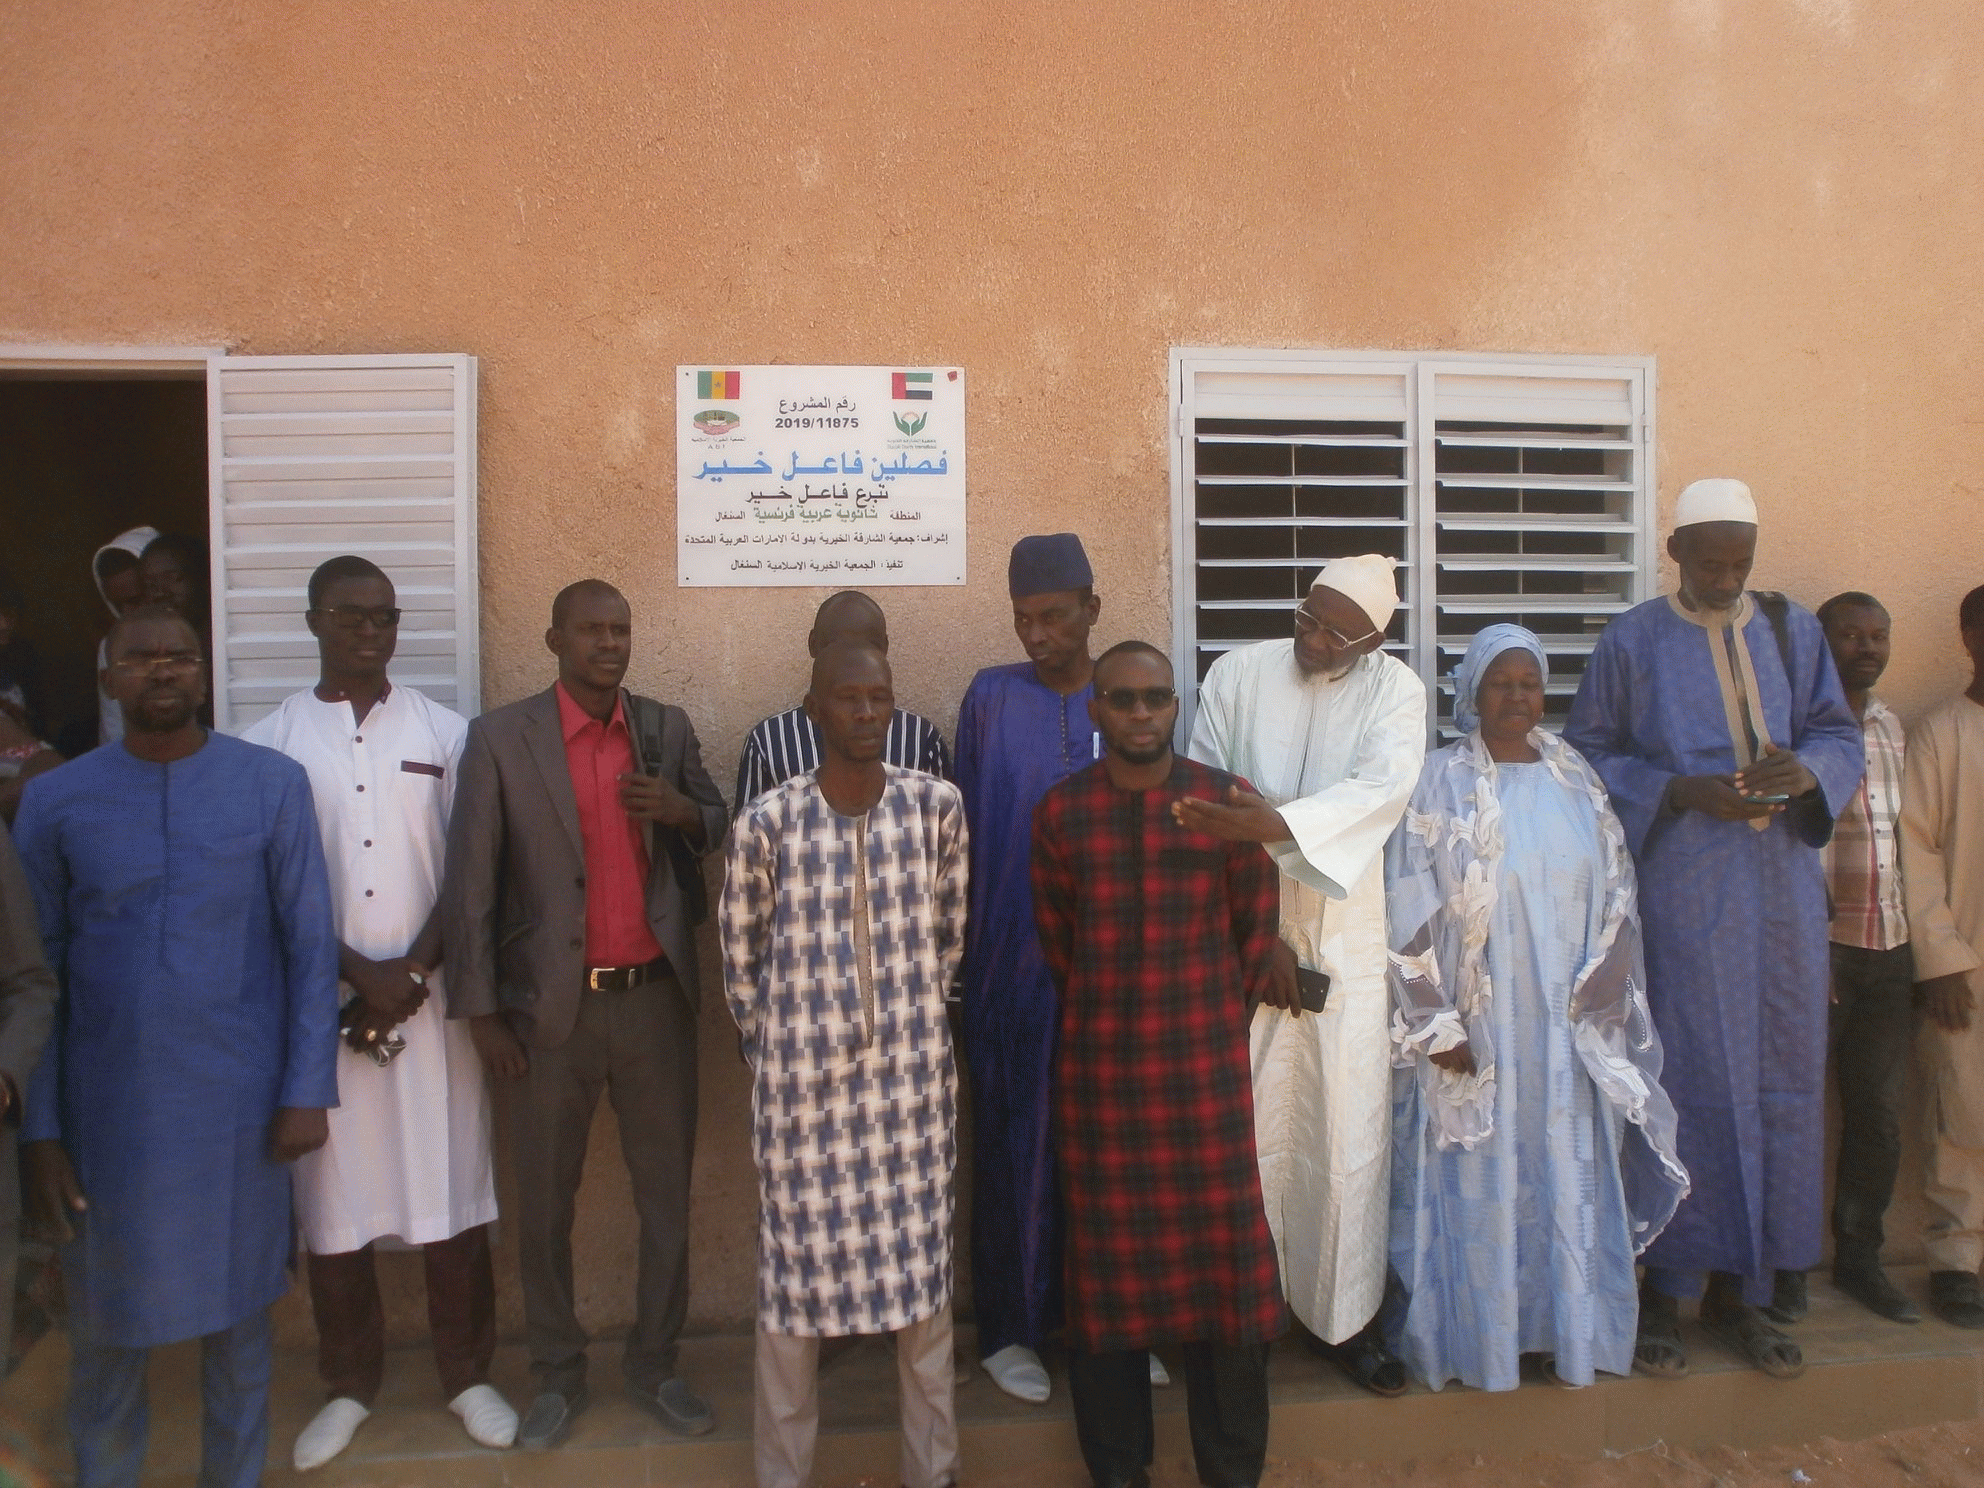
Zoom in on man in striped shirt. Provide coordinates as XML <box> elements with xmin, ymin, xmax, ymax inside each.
<box><xmin>733</xmin><ymin>592</ymin><xmax>950</xmax><ymax>812</ymax></box>
<box><xmin>1812</xmin><ymin>591</ymin><xmax>1917</xmax><ymax>1323</ymax></box>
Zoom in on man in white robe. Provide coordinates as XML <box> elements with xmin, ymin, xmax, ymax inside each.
<box><xmin>1185</xmin><ymin>554</ymin><xmax>1425</xmax><ymax>1390</ymax></box>
<box><xmin>244</xmin><ymin>557</ymin><xmax>511</xmax><ymax>1465</ymax></box>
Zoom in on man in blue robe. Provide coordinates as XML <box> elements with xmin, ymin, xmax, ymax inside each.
<box><xmin>1565</xmin><ymin>479</ymin><xmax>1862</xmax><ymax>1379</ymax></box>
<box><xmin>956</xmin><ymin>532</ymin><xmax>1107</xmax><ymax>1403</ymax></box>
<box><xmin>16</xmin><ymin>605</ymin><xmax>340</xmax><ymax>1488</ymax></box>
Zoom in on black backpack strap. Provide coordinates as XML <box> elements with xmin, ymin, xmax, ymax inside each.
<box><xmin>1752</xmin><ymin>590</ymin><xmax>1796</xmax><ymax>681</ymax></box>
<box><xmin>623</xmin><ymin>691</ymin><xmax>710</xmax><ymax>927</ymax></box>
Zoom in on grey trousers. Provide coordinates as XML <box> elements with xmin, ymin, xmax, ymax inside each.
<box><xmin>510</xmin><ymin>978</ymin><xmax>698</xmax><ymax>1397</ymax></box>
<box><xmin>754</xmin><ymin>1307</ymin><xmax>959</xmax><ymax>1488</ymax></box>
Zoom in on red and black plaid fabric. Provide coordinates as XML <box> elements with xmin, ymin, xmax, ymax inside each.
<box><xmin>1031</xmin><ymin>755</ymin><xmax>1287</xmax><ymax>1353</ymax></box>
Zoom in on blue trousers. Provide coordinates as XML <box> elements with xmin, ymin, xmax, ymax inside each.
<box><xmin>70</xmin><ymin>1309</ymin><xmax>272</xmax><ymax>1488</ymax></box>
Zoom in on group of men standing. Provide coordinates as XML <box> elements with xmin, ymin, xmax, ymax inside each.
<box><xmin>2</xmin><ymin>480</ymin><xmax>1983</xmax><ymax>1488</ymax></box>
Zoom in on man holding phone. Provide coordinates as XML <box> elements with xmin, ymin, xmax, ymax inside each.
<box><xmin>445</xmin><ymin>579</ymin><xmax>728</xmax><ymax>1448</ymax></box>
<box><xmin>1184</xmin><ymin>555</ymin><xmax>1426</xmax><ymax>1396</ymax></box>
<box><xmin>1034</xmin><ymin>641</ymin><xmax>1284</xmax><ymax>1488</ymax></box>
<box><xmin>1566</xmin><ymin>479</ymin><xmax>1864</xmax><ymax>1379</ymax></box>
<box><xmin>245</xmin><ymin>556</ymin><xmax>512</xmax><ymax>1465</ymax></box>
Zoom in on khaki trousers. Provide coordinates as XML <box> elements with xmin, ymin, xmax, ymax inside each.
<box><xmin>753</xmin><ymin>1306</ymin><xmax>959</xmax><ymax>1488</ymax></box>
<box><xmin>1921</xmin><ymin>989</ymin><xmax>1984</xmax><ymax>1272</ymax></box>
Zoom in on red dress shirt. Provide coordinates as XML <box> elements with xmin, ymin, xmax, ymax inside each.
<box><xmin>557</xmin><ymin>682</ymin><xmax>665</xmax><ymax>968</ymax></box>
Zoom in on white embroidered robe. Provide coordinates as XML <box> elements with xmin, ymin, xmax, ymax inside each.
<box><xmin>1188</xmin><ymin>639</ymin><xmax>1426</xmax><ymax>1341</ymax></box>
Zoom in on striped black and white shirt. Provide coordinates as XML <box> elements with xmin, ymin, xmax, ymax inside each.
<box><xmin>734</xmin><ymin>705</ymin><xmax>951</xmax><ymax>815</ymax></box>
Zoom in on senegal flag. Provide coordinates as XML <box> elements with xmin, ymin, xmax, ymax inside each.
<box><xmin>697</xmin><ymin>370</ymin><xmax>741</xmax><ymax>400</ymax></box>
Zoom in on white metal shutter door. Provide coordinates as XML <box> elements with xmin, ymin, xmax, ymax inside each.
<box><xmin>1172</xmin><ymin>357</ymin><xmax>1418</xmax><ymax>736</ymax></box>
<box><xmin>207</xmin><ymin>354</ymin><xmax>479</xmax><ymax>732</ymax></box>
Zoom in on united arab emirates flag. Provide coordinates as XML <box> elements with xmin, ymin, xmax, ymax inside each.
<box><xmin>891</xmin><ymin>371</ymin><xmax>934</xmax><ymax>400</ymax></box>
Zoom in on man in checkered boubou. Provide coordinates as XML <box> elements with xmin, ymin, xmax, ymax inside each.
<box><xmin>1032</xmin><ymin>641</ymin><xmax>1286</xmax><ymax>1488</ymax></box>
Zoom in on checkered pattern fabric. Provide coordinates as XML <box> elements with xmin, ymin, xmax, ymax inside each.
<box><xmin>1822</xmin><ymin>697</ymin><xmax>1908</xmax><ymax>951</ymax></box>
<box><xmin>721</xmin><ymin>765</ymin><xmax>968</xmax><ymax>1336</ymax></box>
<box><xmin>1031</xmin><ymin>756</ymin><xmax>1288</xmax><ymax>1352</ymax></box>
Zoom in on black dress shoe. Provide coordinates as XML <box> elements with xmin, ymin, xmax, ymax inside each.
<box><xmin>628</xmin><ymin>1376</ymin><xmax>716</xmax><ymax>1436</ymax></box>
<box><xmin>517</xmin><ymin>1387</ymin><xmax>588</xmax><ymax>1450</ymax></box>
<box><xmin>1833</xmin><ymin>1266</ymin><xmax>1922</xmax><ymax>1323</ymax></box>
<box><xmin>1929</xmin><ymin>1270</ymin><xmax>1984</xmax><ymax>1328</ymax></box>
<box><xmin>1760</xmin><ymin>1268</ymin><xmax>1808</xmax><ymax>1325</ymax></box>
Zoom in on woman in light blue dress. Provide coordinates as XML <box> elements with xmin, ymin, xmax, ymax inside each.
<box><xmin>1385</xmin><ymin>625</ymin><xmax>1688</xmax><ymax>1392</ymax></box>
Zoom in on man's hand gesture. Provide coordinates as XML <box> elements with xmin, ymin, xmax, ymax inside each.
<box><xmin>23</xmin><ymin>1141</ymin><xmax>86</xmax><ymax>1243</ymax></box>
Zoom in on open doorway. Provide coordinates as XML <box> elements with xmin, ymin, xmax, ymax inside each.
<box><xmin>0</xmin><ymin>372</ymin><xmax>207</xmax><ymax>756</ymax></box>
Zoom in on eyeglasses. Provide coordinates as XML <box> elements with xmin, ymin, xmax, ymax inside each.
<box><xmin>1293</xmin><ymin>607</ymin><xmax>1380</xmax><ymax>649</ymax></box>
<box><xmin>312</xmin><ymin>606</ymin><xmax>403</xmax><ymax>630</ymax></box>
<box><xmin>108</xmin><ymin>651</ymin><xmax>203</xmax><ymax>677</ymax></box>
<box><xmin>1098</xmin><ymin>686</ymin><xmax>1177</xmax><ymax>711</ymax></box>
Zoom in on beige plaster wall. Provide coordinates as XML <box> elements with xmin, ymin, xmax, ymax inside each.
<box><xmin>3</xmin><ymin>0</ymin><xmax>1980</xmax><ymax>1344</ymax></box>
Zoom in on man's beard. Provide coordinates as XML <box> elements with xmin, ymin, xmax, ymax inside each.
<box><xmin>1111</xmin><ymin>739</ymin><xmax>1171</xmax><ymax>767</ymax></box>
<box><xmin>126</xmin><ymin>695</ymin><xmax>199</xmax><ymax>733</ymax></box>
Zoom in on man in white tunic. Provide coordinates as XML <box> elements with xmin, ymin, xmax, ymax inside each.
<box><xmin>1185</xmin><ymin>554</ymin><xmax>1426</xmax><ymax>1392</ymax></box>
<box><xmin>244</xmin><ymin>557</ymin><xmax>511</xmax><ymax>1465</ymax></box>
<box><xmin>1905</xmin><ymin>582</ymin><xmax>1984</xmax><ymax>1328</ymax></box>
<box><xmin>721</xmin><ymin>641</ymin><xmax>967</xmax><ymax>1488</ymax></box>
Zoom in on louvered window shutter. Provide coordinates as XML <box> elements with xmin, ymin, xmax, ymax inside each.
<box><xmin>1171</xmin><ymin>351</ymin><xmax>1653</xmax><ymax>741</ymax></box>
<box><xmin>207</xmin><ymin>354</ymin><xmax>479</xmax><ymax>733</ymax></box>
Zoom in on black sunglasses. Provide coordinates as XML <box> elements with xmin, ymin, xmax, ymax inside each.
<box><xmin>1098</xmin><ymin>686</ymin><xmax>1177</xmax><ymax>711</ymax></box>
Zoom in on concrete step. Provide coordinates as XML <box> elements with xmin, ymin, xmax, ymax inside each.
<box><xmin>3</xmin><ymin>1268</ymin><xmax>1979</xmax><ymax>1485</ymax></box>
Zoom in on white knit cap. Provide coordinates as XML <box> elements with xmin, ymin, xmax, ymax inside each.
<box><xmin>1673</xmin><ymin>477</ymin><xmax>1758</xmax><ymax>529</ymax></box>
<box><xmin>1311</xmin><ymin>554</ymin><xmax>1398</xmax><ymax>634</ymax></box>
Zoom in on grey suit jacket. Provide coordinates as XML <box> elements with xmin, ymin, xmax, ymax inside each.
<box><xmin>0</xmin><ymin>823</ymin><xmax>56</xmax><ymax>1154</ymax></box>
<box><xmin>443</xmin><ymin>685</ymin><xmax>729</xmax><ymax>1049</ymax></box>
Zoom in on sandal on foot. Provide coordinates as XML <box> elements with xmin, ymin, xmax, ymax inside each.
<box><xmin>1306</xmin><ymin>1328</ymin><xmax>1408</xmax><ymax>1398</ymax></box>
<box><xmin>1633</xmin><ymin>1299</ymin><xmax>1689</xmax><ymax>1379</ymax></box>
<box><xmin>1700</xmin><ymin>1303</ymin><xmax>1804</xmax><ymax>1379</ymax></box>
<box><xmin>1537</xmin><ymin>1354</ymin><xmax>1584</xmax><ymax>1390</ymax></box>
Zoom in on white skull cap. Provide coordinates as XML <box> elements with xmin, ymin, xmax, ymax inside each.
<box><xmin>1673</xmin><ymin>477</ymin><xmax>1758</xmax><ymax>529</ymax></box>
<box><xmin>1310</xmin><ymin>554</ymin><xmax>1398</xmax><ymax>634</ymax></box>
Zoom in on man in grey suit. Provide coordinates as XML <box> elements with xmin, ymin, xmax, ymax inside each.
<box><xmin>445</xmin><ymin>579</ymin><xmax>727</xmax><ymax>1448</ymax></box>
<box><xmin>0</xmin><ymin>821</ymin><xmax>56</xmax><ymax>1372</ymax></box>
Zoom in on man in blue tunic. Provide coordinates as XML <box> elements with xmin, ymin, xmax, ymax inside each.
<box><xmin>1565</xmin><ymin>479</ymin><xmax>1862</xmax><ymax>1380</ymax></box>
<box><xmin>956</xmin><ymin>532</ymin><xmax>1121</xmax><ymax>1403</ymax></box>
<box><xmin>16</xmin><ymin>605</ymin><xmax>341</xmax><ymax>1487</ymax></box>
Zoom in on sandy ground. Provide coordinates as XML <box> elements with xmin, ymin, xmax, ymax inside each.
<box><xmin>963</xmin><ymin>1417</ymin><xmax>1984</xmax><ymax>1488</ymax></box>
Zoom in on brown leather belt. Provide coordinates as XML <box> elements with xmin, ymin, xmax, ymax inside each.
<box><xmin>586</xmin><ymin>957</ymin><xmax>667</xmax><ymax>992</ymax></box>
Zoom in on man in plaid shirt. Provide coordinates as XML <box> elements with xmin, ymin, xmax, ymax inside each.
<box><xmin>1813</xmin><ymin>592</ymin><xmax>1918</xmax><ymax>1322</ymax></box>
<box><xmin>1032</xmin><ymin>641</ymin><xmax>1285</xmax><ymax>1488</ymax></box>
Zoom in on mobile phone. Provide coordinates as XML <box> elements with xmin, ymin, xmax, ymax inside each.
<box><xmin>1744</xmin><ymin>792</ymin><xmax>1792</xmax><ymax>804</ymax></box>
<box><xmin>1296</xmin><ymin>966</ymin><xmax>1332</xmax><ymax>1013</ymax></box>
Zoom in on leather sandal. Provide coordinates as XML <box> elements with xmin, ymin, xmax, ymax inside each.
<box><xmin>1633</xmin><ymin>1291</ymin><xmax>1688</xmax><ymax>1379</ymax></box>
<box><xmin>1700</xmin><ymin>1301</ymin><xmax>1804</xmax><ymax>1379</ymax></box>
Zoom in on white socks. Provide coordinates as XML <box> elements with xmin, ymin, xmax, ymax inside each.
<box><xmin>293</xmin><ymin>1397</ymin><xmax>370</xmax><ymax>1471</ymax></box>
<box><xmin>292</xmin><ymin>1385</ymin><xmax>517</xmax><ymax>1468</ymax></box>
<box><xmin>982</xmin><ymin>1343</ymin><xmax>1052</xmax><ymax>1403</ymax></box>
<box><xmin>450</xmin><ymin>1383</ymin><xmax>520</xmax><ymax>1448</ymax></box>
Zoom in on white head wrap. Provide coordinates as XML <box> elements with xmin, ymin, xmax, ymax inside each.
<box><xmin>1452</xmin><ymin>624</ymin><xmax>1548</xmax><ymax>736</ymax></box>
<box><xmin>1311</xmin><ymin>554</ymin><xmax>1398</xmax><ymax>635</ymax></box>
<box><xmin>1672</xmin><ymin>478</ymin><xmax>1757</xmax><ymax>530</ymax></box>
<box><xmin>92</xmin><ymin>526</ymin><xmax>159</xmax><ymax>616</ymax></box>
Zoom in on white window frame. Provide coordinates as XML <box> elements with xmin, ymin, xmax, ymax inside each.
<box><xmin>1169</xmin><ymin>347</ymin><xmax>1656</xmax><ymax>741</ymax></box>
<box><xmin>0</xmin><ymin>344</ymin><xmax>480</xmax><ymax>734</ymax></box>
<box><xmin>208</xmin><ymin>353</ymin><xmax>480</xmax><ymax>731</ymax></box>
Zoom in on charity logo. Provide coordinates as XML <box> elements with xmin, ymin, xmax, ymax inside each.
<box><xmin>692</xmin><ymin>409</ymin><xmax>741</xmax><ymax>435</ymax></box>
<box><xmin>697</xmin><ymin>370</ymin><xmax>742</xmax><ymax>399</ymax></box>
<box><xmin>893</xmin><ymin>411</ymin><xmax>928</xmax><ymax>436</ymax></box>
<box><xmin>891</xmin><ymin>371</ymin><xmax>934</xmax><ymax>401</ymax></box>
